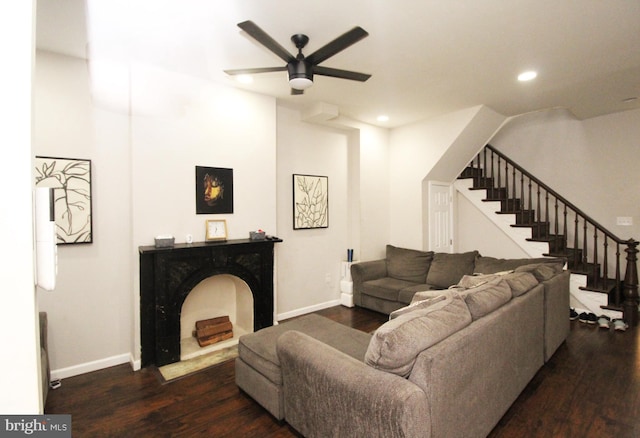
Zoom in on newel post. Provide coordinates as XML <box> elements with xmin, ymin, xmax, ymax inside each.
<box><xmin>622</xmin><ymin>239</ymin><xmax>639</xmax><ymax>327</ymax></box>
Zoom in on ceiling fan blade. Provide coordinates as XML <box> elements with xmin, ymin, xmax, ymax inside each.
<box><xmin>291</xmin><ymin>88</ymin><xmax>304</xmax><ymax>95</ymax></box>
<box><xmin>224</xmin><ymin>66</ymin><xmax>287</xmax><ymax>75</ymax></box>
<box><xmin>313</xmin><ymin>66</ymin><xmax>371</xmax><ymax>82</ymax></box>
<box><xmin>237</xmin><ymin>21</ymin><xmax>296</xmax><ymax>63</ymax></box>
<box><xmin>306</xmin><ymin>27</ymin><xmax>369</xmax><ymax>65</ymax></box>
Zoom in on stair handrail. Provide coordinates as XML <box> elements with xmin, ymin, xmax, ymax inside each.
<box><xmin>476</xmin><ymin>144</ymin><xmax>638</xmax><ymax>326</ymax></box>
<box><xmin>485</xmin><ymin>145</ymin><xmax>627</xmax><ymax>245</ymax></box>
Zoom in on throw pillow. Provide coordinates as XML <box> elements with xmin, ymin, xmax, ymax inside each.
<box><xmin>386</xmin><ymin>245</ymin><xmax>434</xmax><ymax>283</ymax></box>
<box><xmin>425</xmin><ymin>251</ymin><xmax>478</xmax><ymax>289</ymax></box>
<box><xmin>410</xmin><ymin>290</ymin><xmax>447</xmax><ymax>304</ymax></box>
<box><xmin>365</xmin><ymin>292</ymin><xmax>472</xmax><ymax>377</ymax></box>
<box><xmin>514</xmin><ymin>262</ymin><xmax>563</xmax><ymax>281</ymax></box>
<box><xmin>457</xmin><ymin>272</ymin><xmax>511</xmax><ymax>289</ymax></box>
<box><xmin>503</xmin><ymin>271</ymin><xmax>539</xmax><ymax>297</ymax></box>
<box><xmin>389</xmin><ymin>293</ymin><xmax>448</xmax><ymax>320</ymax></box>
<box><xmin>459</xmin><ymin>277</ymin><xmax>512</xmax><ymax>320</ymax></box>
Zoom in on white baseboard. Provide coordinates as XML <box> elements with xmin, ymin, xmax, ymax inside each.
<box><xmin>277</xmin><ymin>299</ymin><xmax>341</xmax><ymax>321</ymax></box>
<box><xmin>130</xmin><ymin>353</ymin><xmax>141</xmax><ymax>371</ymax></box>
<box><xmin>51</xmin><ymin>353</ymin><xmax>131</xmax><ymax>380</ymax></box>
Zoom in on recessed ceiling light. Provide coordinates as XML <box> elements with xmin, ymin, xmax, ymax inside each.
<box><xmin>377</xmin><ymin>115</ymin><xmax>389</xmax><ymax>122</ymax></box>
<box><xmin>236</xmin><ymin>75</ymin><xmax>253</xmax><ymax>84</ymax></box>
<box><xmin>517</xmin><ymin>71</ymin><xmax>537</xmax><ymax>82</ymax></box>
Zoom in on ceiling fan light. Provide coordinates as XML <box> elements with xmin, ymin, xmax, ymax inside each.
<box><xmin>289</xmin><ymin>77</ymin><xmax>313</xmax><ymax>90</ymax></box>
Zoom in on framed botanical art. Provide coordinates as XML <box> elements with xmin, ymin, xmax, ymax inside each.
<box><xmin>293</xmin><ymin>174</ymin><xmax>328</xmax><ymax>229</ymax></box>
<box><xmin>34</xmin><ymin>156</ymin><xmax>93</xmax><ymax>244</ymax></box>
<box><xmin>195</xmin><ymin>166</ymin><xmax>234</xmax><ymax>214</ymax></box>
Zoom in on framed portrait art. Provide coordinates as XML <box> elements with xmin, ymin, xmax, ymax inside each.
<box><xmin>293</xmin><ymin>174</ymin><xmax>328</xmax><ymax>229</ymax></box>
<box><xmin>34</xmin><ymin>156</ymin><xmax>93</xmax><ymax>244</ymax></box>
<box><xmin>195</xmin><ymin>166</ymin><xmax>234</xmax><ymax>214</ymax></box>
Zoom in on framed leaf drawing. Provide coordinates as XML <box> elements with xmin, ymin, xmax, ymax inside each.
<box><xmin>34</xmin><ymin>156</ymin><xmax>93</xmax><ymax>244</ymax></box>
<box><xmin>293</xmin><ymin>174</ymin><xmax>328</xmax><ymax>229</ymax></box>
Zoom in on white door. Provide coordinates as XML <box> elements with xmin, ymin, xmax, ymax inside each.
<box><xmin>429</xmin><ymin>182</ymin><xmax>454</xmax><ymax>252</ymax></box>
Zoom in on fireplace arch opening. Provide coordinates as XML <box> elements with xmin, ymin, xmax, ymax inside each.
<box><xmin>180</xmin><ymin>274</ymin><xmax>253</xmax><ymax>360</ymax></box>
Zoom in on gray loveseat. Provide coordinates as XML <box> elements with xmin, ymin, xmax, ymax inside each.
<box><xmin>275</xmin><ymin>258</ymin><xmax>570</xmax><ymax>437</ymax></box>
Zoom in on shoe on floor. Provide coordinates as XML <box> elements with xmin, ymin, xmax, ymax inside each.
<box><xmin>613</xmin><ymin>319</ymin><xmax>628</xmax><ymax>332</ymax></box>
<box><xmin>578</xmin><ymin>312</ymin><xmax>588</xmax><ymax>323</ymax></box>
<box><xmin>570</xmin><ymin>308</ymin><xmax>579</xmax><ymax>321</ymax></box>
<box><xmin>586</xmin><ymin>313</ymin><xmax>598</xmax><ymax>324</ymax></box>
<box><xmin>597</xmin><ymin>315</ymin><xmax>611</xmax><ymax>329</ymax></box>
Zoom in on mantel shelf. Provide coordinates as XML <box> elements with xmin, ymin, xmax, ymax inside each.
<box><xmin>139</xmin><ymin>237</ymin><xmax>283</xmax><ymax>254</ymax></box>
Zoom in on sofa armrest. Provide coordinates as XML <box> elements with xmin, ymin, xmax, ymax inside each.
<box><xmin>351</xmin><ymin>259</ymin><xmax>387</xmax><ymax>306</ymax></box>
<box><xmin>277</xmin><ymin>330</ymin><xmax>430</xmax><ymax>438</ymax></box>
<box><xmin>542</xmin><ymin>270</ymin><xmax>570</xmax><ymax>361</ymax></box>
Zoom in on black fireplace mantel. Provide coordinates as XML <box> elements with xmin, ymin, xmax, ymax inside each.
<box><xmin>139</xmin><ymin>238</ymin><xmax>282</xmax><ymax>367</ymax></box>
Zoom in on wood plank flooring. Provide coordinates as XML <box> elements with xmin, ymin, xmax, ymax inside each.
<box><xmin>45</xmin><ymin>306</ymin><xmax>640</xmax><ymax>437</ymax></box>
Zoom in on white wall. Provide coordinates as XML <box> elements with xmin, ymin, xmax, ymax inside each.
<box><xmin>276</xmin><ymin>107</ymin><xmax>350</xmax><ymax>317</ymax></box>
<box><xmin>34</xmin><ymin>51</ymin><xmax>278</xmax><ymax>374</ymax></box>
<box><xmin>34</xmin><ymin>51</ymin><xmax>133</xmax><ymax>377</ymax></box>
<box><xmin>128</xmin><ymin>65</ymin><xmax>277</xmax><ymax>365</ymax></box>
<box><xmin>344</xmin><ymin>121</ymin><xmax>391</xmax><ymax>262</ymax></box>
<box><xmin>456</xmin><ymin>195</ymin><xmax>530</xmax><ymax>258</ymax></box>
<box><xmin>388</xmin><ymin>105</ymin><xmax>505</xmax><ymax>250</ymax></box>
<box><xmin>491</xmin><ymin>108</ymin><xmax>640</xmax><ymax>242</ymax></box>
<box><xmin>0</xmin><ymin>0</ymin><xmax>42</xmax><ymax>413</ymax></box>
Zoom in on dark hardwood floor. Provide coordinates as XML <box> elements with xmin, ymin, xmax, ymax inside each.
<box><xmin>45</xmin><ymin>306</ymin><xmax>640</xmax><ymax>437</ymax></box>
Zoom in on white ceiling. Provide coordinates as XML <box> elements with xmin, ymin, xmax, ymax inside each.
<box><xmin>36</xmin><ymin>0</ymin><xmax>640</xmax><ymax>127</ymax></box>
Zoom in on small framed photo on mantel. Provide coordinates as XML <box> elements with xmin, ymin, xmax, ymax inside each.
<box><xmin>205</xmin><ymin>219</ymin><xmax>228</xmax><ymax>241</ymax></box>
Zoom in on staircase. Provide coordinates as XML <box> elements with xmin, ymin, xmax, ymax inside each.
<box><xmin>457</xmin><ymin>145</ymin><xmax>639</xmax><ymax>324</ymax></box>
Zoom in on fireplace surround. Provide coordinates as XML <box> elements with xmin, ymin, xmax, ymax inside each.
<box><xmin>139</xmin><ymin>238</ymin><xmax>281</xmax><ymax>367</ymax></box>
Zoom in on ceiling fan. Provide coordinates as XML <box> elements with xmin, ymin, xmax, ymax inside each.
<box><xmin>224</xmin><ymin>20</ymin><xmax>372</xmax><ymax>95</ymax></box>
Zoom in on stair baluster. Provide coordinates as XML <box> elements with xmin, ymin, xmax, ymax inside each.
<box><xmin>459</xmin><ymin>144</ymin><xmax>638</xmax><ymax>323</ymax></box>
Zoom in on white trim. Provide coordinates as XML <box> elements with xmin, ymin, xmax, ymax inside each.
<box><xmin>277</xmin><ymin>299</ymin><xmax>341</xmax><ymax>321</ymax></box>
<box><xmin>130</xmin><ymin>353</ymin><xmax>141</xmax><ymax>371</ymax></box>
<box><xmin>51</xmin><ymin>353</ymin><xmax>131</xmax><ymax>380</ymax></box>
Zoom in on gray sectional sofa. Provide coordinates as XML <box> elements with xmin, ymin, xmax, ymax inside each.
<box><xmin>236</xmin><ymin>246</ymin><xmax>570</xmax><ymax>437</ymax></box>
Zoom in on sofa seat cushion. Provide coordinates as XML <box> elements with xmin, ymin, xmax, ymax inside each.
<box><xmin>238</xmin><ymin>314</ymin><xmax>371</xmax><ymax>385</ymax></box>
<box><xmin>365</xmin><ymin>291</ymin><xmax>472</xmax><ymax>377</ymax></box>
<box><xmin>426</xmin><ymin>251</ymin><xmax>478</xmax><ymax>289</ymax></box>
<box><xmin>397</xmin><ymin>284</ymin><xmax>442</xmax><ymax>305</ymax></box>
<box><xmin>361</xmin><ymin>277</ymin><xmax>419</xmax><ymax>301</ymax></box>
<box><xmin>457</xmin><ymin>277</ymin><xmax>512</xmax><ymax>320</ymax></box>
<box><xmin>386</xmin><ymin>244</ymin><xmax>434</xmax><ymax>283</ymax></box>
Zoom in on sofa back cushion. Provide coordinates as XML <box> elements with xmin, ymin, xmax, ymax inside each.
<box><xmin>365</xmin><ymin>291</ymin><xmax>472</xmax><ymax>377</ymax></box>
<box><xmin>386</xmin><ymin>245</ymin><xmax>434</xmax><ymax>283</ymax></box>
<box><xmin>457</xmin><ymin>271</ymin><xmax>539</xmax><ymax>298</ymax></box>
<box><xmin>425</xmin><ymin>251</ymin><xmax>478</xmax><ymax>288</ymax></box>
<box><xmin>458</xmin><ymin>277</ymin><xmax>512</xmax><ymax>320</ymax></box>
<box><xmin>474</xmin><ymin>256</ymin><xmax>565</xmax><ymax>275</ymax></box>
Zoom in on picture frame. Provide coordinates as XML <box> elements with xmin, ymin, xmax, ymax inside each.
<box><xmin>34</xmin><ymin>156</ymin><xmax>93</xmax><ymax>244</ymax></box>
<box><xmin>205</xmin><ymin>219</ymin><xmax>228</xmax><ymax>241</ymax></box>
<box><xmin>195</xmin><ymin>166</ymin><xmax>234</xmax><ymax>214</ymax></box>
<box><xmin>293</xmin><ymin>174</ymin><xmax>328</xmax><ymax>230</ymax></box>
